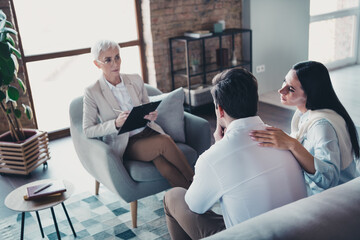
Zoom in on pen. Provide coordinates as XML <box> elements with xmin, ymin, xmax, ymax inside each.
<box><xmin>113</xmin><ymin>108</ymin><xmax>124</xmax><ymax>113</ymax></box>
<box><xmin>34</xmin><ymin>183</ymin><xmax>52</xmax><ymax>194</ymax></box>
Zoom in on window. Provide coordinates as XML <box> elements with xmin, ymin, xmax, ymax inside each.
<box><xmin>12</xmin><ymin>0</ymin><xmax>144</xmax><ymax>138</ymax></box>
<box><xmin>309</xmin><ymin>0</ymin><xmax>360</xmax><ymax>69</ymax></box>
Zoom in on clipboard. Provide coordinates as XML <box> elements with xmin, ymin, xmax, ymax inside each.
<box><xmin>118</xmin><ymin>100</ymin><xmax>162</xmax><ymax>135</ymax></box>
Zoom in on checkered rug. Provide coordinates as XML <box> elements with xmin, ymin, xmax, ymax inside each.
<box><xmin>0</xmin><ymin>188</ymin><xmax>170</xmax><ymax>240</ymax></box>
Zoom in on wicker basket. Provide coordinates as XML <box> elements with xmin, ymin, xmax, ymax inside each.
<box><xmin>0</xmin><ymin>129</ymin><xmax>50</xmax><ymax>175</ymax></box>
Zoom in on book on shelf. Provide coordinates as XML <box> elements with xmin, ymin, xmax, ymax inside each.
<box><xmin>184</xmin><ymin>30</ymin><xmax>213</xmax><ymax>38</ymax></box>
<box><xmin>24</xmin><ymin>180</ymin><xmax>67</xmax><ymax>200</ymax></box>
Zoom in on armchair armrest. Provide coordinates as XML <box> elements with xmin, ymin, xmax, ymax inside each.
<box><xmin>184</xmin><ymin>112</ymin><xmax>211</xmax><ymax>155</ymax></box>
<box><xmin>70</xmin><ymin>129</ymin><xmax>138</xmax><ymax>202</ymax></box>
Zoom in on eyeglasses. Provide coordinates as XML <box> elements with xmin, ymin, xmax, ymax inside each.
<box><xmin>97</xmin><ymin>55</ymin><xmax>121</xmax><ymax>65</ymax></box>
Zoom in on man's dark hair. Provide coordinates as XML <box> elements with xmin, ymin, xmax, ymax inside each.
<box><xmin>211</xmin><ymin>68</ymin><xmax>258</xmax><ymax>119</ymax></box>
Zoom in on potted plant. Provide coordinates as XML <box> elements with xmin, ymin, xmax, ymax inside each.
<box><xmin>0</xmin><ymin>10</ymin><xmax>50</xmax><ymax>175</ymax></box>
<box><xmin>190</xmin><ymin>54</ymin><xmax>200</xmax><ymax>72</ymax></box>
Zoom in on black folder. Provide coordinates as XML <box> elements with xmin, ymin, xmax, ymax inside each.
<box><xmin>118</xmin><ymin>100</ymin><xmax>162</xmax><ymax>135</ymax></box>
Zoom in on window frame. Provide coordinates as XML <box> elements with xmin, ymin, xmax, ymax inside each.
<box><xmin>10</xmin><ymin>0</ymin><xmax>147</xmax><ymax>140</ymax></box>
<box><xmin>309</xmin><ymin>2</ymin><xmax>360</xmax><ymax>69</ymax></box>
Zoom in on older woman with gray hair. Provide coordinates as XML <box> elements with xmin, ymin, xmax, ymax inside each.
<box><xmin>82</xmin><ymin>39</ymin><xmax>194</xmax><ymax>188</ymax></box>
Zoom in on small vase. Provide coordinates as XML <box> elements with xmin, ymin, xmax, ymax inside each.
<box><xmin>191</xmin><ymin>65</ymin><xmax>198</xmax><ymax>72</ymax></box>
<box><xmin>231</xmin><ymin>50</ymin><xmax>237</xmax><ymax>66</ymax></box>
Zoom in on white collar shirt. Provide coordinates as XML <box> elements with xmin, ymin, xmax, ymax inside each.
<box><xmin>185</xmin><ymin>116</ymin><xmax>307</xmax><ymax>228</ymax></box>
<box><xmin>103</xmin><ymin>74</ymin><xmax>145</xmax><ymax>136</ymax></box>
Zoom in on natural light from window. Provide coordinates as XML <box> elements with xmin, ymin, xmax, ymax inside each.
<box><xmin>13</xmin><ymin>0</ymin><xmax>142</xmax><ymax>132</ymax></box>
<box><xmin>308</xmin><ymin>0</ymin><xmax>359</xmax><ymax>67</ymax></box>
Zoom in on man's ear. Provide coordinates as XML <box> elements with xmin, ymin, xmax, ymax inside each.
<box><xmin>218</xmin><ymin>105</ymin><xmax>225</xmax><ymax>118</ymax></box>
<box><xmin>93</xmin><ymin>60</ymin><xmax>101</xmax><ymax>69</ymax></box>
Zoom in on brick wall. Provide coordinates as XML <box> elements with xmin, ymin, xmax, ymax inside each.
<box><xmin>142</xmin><ymin>0</ymin><xmax>242</xmax><ymax>92</ymax></box>
<box><xmin>0</xmin><ymin>0</ymin><xmax>36</xmax><ymax>135</ymax></box>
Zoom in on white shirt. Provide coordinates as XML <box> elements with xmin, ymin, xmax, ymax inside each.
<box><xmin>103</xmin><ymin>74</ymin><xmax>145</xmax><ymax>136</ymax></box>
<box><xmin>185</xmin><ymin>116</ymin><xmax>307</xmax><ymax>228</ymax></box>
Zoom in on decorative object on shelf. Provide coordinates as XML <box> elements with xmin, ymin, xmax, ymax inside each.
<box><xmin>0</xmin><ymin>10</ymin><xmax>50</xmax><ymax>175</ymax></box>
<box><xmin>184</xmin><ymin>30</ymin><xmax>213</xmax><ymax>38</ymax></box>
<box><xmin>183</xmin><ymin>84</ymin><xmax>213</xmax><ymax>107</ymax></box>
<box><xmin>214</xmin><ymin>20</ymin><xmax>225</xmax><ymax>33</ymax></box>
<box><xmin>190</xmin><ymin>54</ymin><xmax>200</xmax><ymax>72</ymax></box>
<box><xmin>216</xmin><ymin>48</ymin><xmax>229</xmax><ymax>67</ymax></box>
<box><xmin>231</xmin><ymin>50</ymin><xmax>237</xmax><ymax>66</ymax></box>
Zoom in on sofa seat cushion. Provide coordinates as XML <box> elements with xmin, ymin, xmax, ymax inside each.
<box><xmin>205</xmin><ymin>177</ymin><xmax>360</xmax><ymax>240</ymax></box>
<box><xmin>124</xmin><ymin>143</ymin><xmax>197</xmax><ymax>182</ymax></box>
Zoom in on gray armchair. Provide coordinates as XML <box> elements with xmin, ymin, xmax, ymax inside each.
<box><xmin>69</xmin><ymin>84</ymin><xmax>211</xmax><ymax>228</ymax></box>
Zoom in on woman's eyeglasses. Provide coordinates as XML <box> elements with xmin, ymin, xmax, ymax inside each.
<box><xmin>97</xmin><ymin>55</ymin><xmax>121</xmax><ymax>65</ymax></box>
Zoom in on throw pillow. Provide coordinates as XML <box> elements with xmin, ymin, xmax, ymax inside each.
<box><xmin>149</xmin><ymin>87</ymin><xmax>185</xmax><ymax>143</ymax></box>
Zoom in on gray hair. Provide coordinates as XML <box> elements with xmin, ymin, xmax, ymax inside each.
<box><xmin>91</xmin><ymin>39</ymin><xmax>120</xmax><ymax>60</ymax></box>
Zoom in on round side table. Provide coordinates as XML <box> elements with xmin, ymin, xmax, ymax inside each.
<box><xmin>5</xmin><ymin>179</ymin><xmax>76</xmax><ymax>240</ymax></box>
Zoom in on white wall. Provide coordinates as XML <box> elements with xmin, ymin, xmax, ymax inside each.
<box><xmin>243</xmin><ymin>0</ymin><xmax>310</xmax><ymax>95</ymax></box>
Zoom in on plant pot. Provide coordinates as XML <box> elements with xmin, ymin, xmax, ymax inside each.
<box><xmin>0</xmin><ymin>129</ymin><xmax>50</xmax><ymax>175</ymax></box>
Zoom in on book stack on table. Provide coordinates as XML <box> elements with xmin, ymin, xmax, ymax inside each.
<box><xmin>184</xmin><ymin>30</ymin><xmax>213</xmax><ymax>38</ymax></box>
<box><xmin>24</xmin><ymin>180</ymin><xmax>67</xmax><ymax>200</ymax></box>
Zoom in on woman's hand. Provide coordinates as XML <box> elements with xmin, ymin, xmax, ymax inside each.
<box><xmin>115</xmin><ymin>111</ymin><xmax>130</xmax><ymax>128</ymax></box>
<box><xmin>249</xmin><ymin>126</ymin><xmax>295</xmax><ymax>151</ymax></box>
<box><xmin>144</xmin><ymin>110</ymin><xmax>158</xmax><ymax>122</ymax></box>
<box><xmin>214</xmin><ymin>122</ymin><xmax>226</xmax><ymax>142</ymax></box>
<box><xmin>250</xmin><ymin>126</ymin><xmax>316</xmax><ymax>174</ymax></box>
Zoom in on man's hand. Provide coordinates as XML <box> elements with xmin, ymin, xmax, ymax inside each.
<box><xmin>214</xmin><ymin>122</ymin><xmax>226</xmax><ymax>142</ymax></box>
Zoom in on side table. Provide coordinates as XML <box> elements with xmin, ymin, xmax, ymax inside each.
<box><xmin>4</xmin><ymin>179</ymin><xmax>76</xmax><ymax>240</ymax></box>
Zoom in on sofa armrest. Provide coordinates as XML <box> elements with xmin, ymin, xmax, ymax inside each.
<box><xmin>205</xmin><ymin>177</ymin><xmax>360</xmax><ymax>240</ymax></box>
<box><xmin>184</xmin><ymin>111</ymin><xmax>211</xmax><ymax>156</ymax></box>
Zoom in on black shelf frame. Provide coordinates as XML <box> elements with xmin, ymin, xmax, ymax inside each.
<box><xmin>169</xmin><ymin>28</ymin><xmax>252</xmax><ymax>111</ymax></box>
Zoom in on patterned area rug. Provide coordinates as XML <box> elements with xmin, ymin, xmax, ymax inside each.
<box><xmin>0</xmin><ymin>187</ymin><xmax>170</xmax><ymax>240</ymax></box>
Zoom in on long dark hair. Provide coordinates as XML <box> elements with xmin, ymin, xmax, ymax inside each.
<box><xmin>293</xmin><ymin>61</ymin><xmax>359</xmax><ymax>158</ymax></box>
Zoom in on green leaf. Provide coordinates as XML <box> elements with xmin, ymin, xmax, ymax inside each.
<box><xmin>0</xmin><ymin>21</ymin><xmax>5</xmax><ymax>31</ymax></box>
<box><xmin>0</xmin><ymin>10</ymin><xmax>6</xmax><ymax>20</ymax></box>
<box><xmin>11</xmin><ymin>54</ymin><xmax>18</xmax><ymax>73</ymax></box>
<box><xmin>0</xmin><ymin>90</ymin><xmax>5</xmax><ymax>101</ymax></box>
<box><xmin>7</xmin><ymin>85</ymin><xmax>19</xmax><ymax>101</ymax></box>
<box><xmin>0</xmin><ymin>32</ymin><xmax>6</xmax><ymax>42</ymax></box>
<box><xmin>8</xmin><ymin>42</ymin><xmax>21</xmax><ymax>59</ymax></box>
<box><xmin>0</xmin><ymin>58</ymin><xmax>15</xmax><ymax>84</ymax></box>
<box><xmin>17</xmin><ymin>78</ymin><xmax>26</xmax><ymax>93</ymax></box>
<box><xmin>22</xmin><ymin>104</ymin><xmax>33</xmax><ymax>120</ymax></box>
<box><xmin>0</xmin><ymin>41</ymin><xmax>10</xmax><ymax>57</ymax></box>
<box><xmin>0</xmin><ymin>42</ymin><xmax>15</xmax><ymax>83</ymax></box>
<box><xmin>2</xmin><ymin>27</ymin><xmax>17</xmax><ymax>36</ymax></box>
<box><xmin>14</xmin><ymin>108</ymin><xmax>21</xmax><ymax>118</ymax></box>
<box><xmin>6</xmin><ymin>108</ymin><xmax>11</xmax><ymax>114</ymax></box>
<box><xmin>5</xmin><ymin>20</ymin><xmax>13</xmax><ymax>29</ymax></box>
<box><xmin>6</xmin><ymin>34</ymin><xmax>15</xmax><ymax>46</ymax></box>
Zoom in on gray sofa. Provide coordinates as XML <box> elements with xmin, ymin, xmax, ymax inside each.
<box><xmin>205</xmin><ymin>177</ymin><xmax>360</xmax><ymax>240</ymax></box>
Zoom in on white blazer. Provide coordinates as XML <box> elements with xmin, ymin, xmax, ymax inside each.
<box><xmin>83</xmin><ymin>73</ymin><xmax>164</xmax><ymax>158</ymax></box>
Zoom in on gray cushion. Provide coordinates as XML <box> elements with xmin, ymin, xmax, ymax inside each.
<box><xmin>149</xmin><ymin>87</ymin><xmax>185</xmax><ymax>143</ymax></box>
<box><xmin>124</xmin><ymin>143</ymin><xmax>197</xmax><ymax>182</ymax></box>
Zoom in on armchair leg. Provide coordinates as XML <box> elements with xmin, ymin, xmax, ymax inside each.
<box><xmin>130</xmin><ymin>200</ymin><xmax>138</xmax><ymax>228</ymax></box>
<box><xmin>95</xmin><ymin>180</ymin><xmax>100</xmax><ymax>195</ymax></box>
